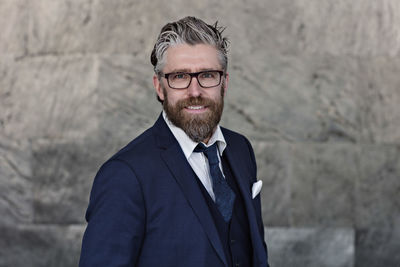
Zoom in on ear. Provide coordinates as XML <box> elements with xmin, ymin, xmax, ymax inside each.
<box><xmin>222</xmin><ymin>72</ymin><xmax>229</xmax><ymax>96</ymax></box>
<box><xmin>153</xmin><ymin>74</ymin><xmax>165</xmax><ymax>101</ymax></box>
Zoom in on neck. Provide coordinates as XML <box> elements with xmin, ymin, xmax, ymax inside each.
<box><xmin>200</xmin><ymin>126</ymin><xmax>218</xmax><ymax>144</ymax></box>
<box><xmin>202</xmin><ymin>137</ymin><xmax>211</xmax><ymax>144</ymax></box>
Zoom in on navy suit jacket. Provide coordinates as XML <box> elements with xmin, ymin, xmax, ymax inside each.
<box><xmin>79</xmin><ymin>114</ymin><xmax>269</xmax><ymax>267</ymax></box>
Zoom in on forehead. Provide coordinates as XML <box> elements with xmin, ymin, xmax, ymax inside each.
<box><xmin>164</xmin><ymin>44</ymin><xmax>221</xmax><ymax>72</ymax></box>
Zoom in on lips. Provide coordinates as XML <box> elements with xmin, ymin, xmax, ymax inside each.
<box><xmin>184</xmin><ymin>105</ymin><xmax>208</xmax><ymax>114</ymax></box>
<box><xmin>186</xmin><ymin>106</ymin><xmax>205</xmax><ymax>110</ymax></box>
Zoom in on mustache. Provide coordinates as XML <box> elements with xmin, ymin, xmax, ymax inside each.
<box><xmin>175</xmin><ymin>96</ymin><xmax>215</xmax><ymax>109</ymax></box>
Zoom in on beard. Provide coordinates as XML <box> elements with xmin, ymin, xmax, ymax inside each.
<box><xmin>163</xmin><ymin>86</ymin><xmax>224</xmax><ymax>143</ymax></box>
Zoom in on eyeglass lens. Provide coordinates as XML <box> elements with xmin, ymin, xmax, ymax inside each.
<box><xmin>168</xmin><ymin>71</ymin><xmax>222</xmax><ymax>89</ymax></box>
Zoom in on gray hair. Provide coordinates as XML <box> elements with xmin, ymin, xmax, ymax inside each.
<box><xmin>150</xmin><ymin>16</ymin><xmax>229</xmax><ymax>75</ymax></box>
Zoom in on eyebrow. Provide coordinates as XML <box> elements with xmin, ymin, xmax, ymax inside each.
<box><xmin>168</xmin><ymin>68</ymin><xmax>220</xmax><ymax>73</ymax></box>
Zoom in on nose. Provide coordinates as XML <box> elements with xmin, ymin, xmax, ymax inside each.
<box><xmin>187</xmin><ymin>76</ymin><xmax>202</xmax><ymax>97</ymax></box>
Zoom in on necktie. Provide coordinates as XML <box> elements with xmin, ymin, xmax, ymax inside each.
<box><xmin>194</xmin><ymin>143</ymin><xmax>235</xmax><ymax>222</ymax></box>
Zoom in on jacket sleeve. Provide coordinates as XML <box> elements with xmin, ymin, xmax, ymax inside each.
<box><xmin>79</xmin><ymin>159</ymin><xmax>145</xmax><ymax>267</ymax></box>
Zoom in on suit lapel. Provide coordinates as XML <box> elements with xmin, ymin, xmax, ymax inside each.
<box><xmin>223</xmin><ymin>142</ymin><xmax>266</xmax><ymax>266</ymax></box>
<box><xmin>153</xmin><ymin>115</ymin><xmax>228</xmax><ymax>267</ymax></box>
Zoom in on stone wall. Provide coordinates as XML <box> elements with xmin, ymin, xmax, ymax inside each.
<box><xmin>1</xmin><ymin>1</ymin><xmax>399</xmax><ymax>266</ymax></box>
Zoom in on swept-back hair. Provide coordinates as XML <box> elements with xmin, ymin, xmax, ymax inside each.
<box><xmin>150</xmin><ymin>16</ymin><xmax>229</xmax><ymax>75</ymax></box>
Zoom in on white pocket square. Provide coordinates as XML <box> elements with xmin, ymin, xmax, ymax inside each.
<box><xmin>252</xmin><ymin>180</ymin><xmax>263</xmax><ymax>199</ymax></box>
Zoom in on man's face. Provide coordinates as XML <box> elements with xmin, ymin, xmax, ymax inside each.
<box><xmin>153</xmin><ymin>44</ymin><xmax>229</xmax><ymax>143</ymax></box>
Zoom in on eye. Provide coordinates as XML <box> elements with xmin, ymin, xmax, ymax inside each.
<box><xmin>200</xmin><ymin>72</ymin><xmax>216</xmax><ymax>79</ymax></box>
<box><xmin>171</xmin><ymin>73</ymin><xmax>187</xmax><ymax>80</ymax></box>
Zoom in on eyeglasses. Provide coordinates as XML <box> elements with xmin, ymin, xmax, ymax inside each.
<box><xmin>162</xmin><ymin>70</ymin><xmax>224</xmax><ymax>89</ymax></box>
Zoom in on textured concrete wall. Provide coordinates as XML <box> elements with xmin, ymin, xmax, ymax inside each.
<box><xmin>1</xmin><ymin>1</ymin><xmax>399</xmax><ymax>266</ymax></box>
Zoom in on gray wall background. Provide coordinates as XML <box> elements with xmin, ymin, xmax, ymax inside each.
<box><xmin>1</xmin><ymin>1</ymin><xmax>399</xmax><ymax>266</ymax></box>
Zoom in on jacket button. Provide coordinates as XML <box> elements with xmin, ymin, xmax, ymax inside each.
<box><xmin>230</xmin><ymin>239</ymin><xmax>235</xmax><ymax>244</ymax></box>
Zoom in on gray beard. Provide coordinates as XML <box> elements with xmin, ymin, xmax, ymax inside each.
<box><xmin>163</xmin><ymin>88</ymin><xmax>224</xmax><ymax>143</ymax></box>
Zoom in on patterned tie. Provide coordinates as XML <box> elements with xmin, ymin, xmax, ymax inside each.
<box><xmin>194</xmin><ymin>143</ymin><xmax>235</xmax><ymax>222</ymax></box>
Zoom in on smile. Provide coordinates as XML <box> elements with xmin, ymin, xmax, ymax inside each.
<box><xmin>187</xmin><ymin>106</ymin><xmax>205</xmax><ymax>110</ymax></box>
<box><xmin>184</xmin><ymin>105</ymin><xmax>208</xmax><ymax>114</ymax></box>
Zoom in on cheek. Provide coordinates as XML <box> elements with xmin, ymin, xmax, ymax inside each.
<box><xmin>208</xmin><ymin>89</ymin><xmax>223</xmax><ymax>101</ymax></box>
<box><xmin>166</xmin><ymin>92</ymin><xmax>183</xmax><ymax>106</ymax></box>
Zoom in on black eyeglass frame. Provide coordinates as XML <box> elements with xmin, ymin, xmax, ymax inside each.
<box><xmin>162</xmin><ymin>70</ymin><xmax>225</xmax><ymax>89</ymax></box>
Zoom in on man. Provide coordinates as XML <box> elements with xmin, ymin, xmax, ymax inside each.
<box><xmin>80</xmin><ymin>16</ymin><xmax>269</xmax><ymax>267</ymax></box>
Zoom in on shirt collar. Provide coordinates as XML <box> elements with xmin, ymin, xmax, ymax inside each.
<box><xmin>162</xmin><ymin>111</ymin><xmax>227</xmax><ymax>159</ymax></box>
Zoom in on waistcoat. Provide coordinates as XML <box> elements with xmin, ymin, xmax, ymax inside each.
<box><xmin>194</xmin><ymin>154</ymin><xmax>253</xmax><ymax>267</ymax></box>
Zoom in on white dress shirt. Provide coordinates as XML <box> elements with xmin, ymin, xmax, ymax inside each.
<box><xmin>163</xmin><ymin>111</ymin><xmax>227</xmax><ymax>201</ymax></box>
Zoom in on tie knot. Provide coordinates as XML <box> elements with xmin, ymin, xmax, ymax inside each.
<box><xmin>194</xmin><ymin>142</ymin><xmax>219</xmax><ymax>165</ymax></box>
